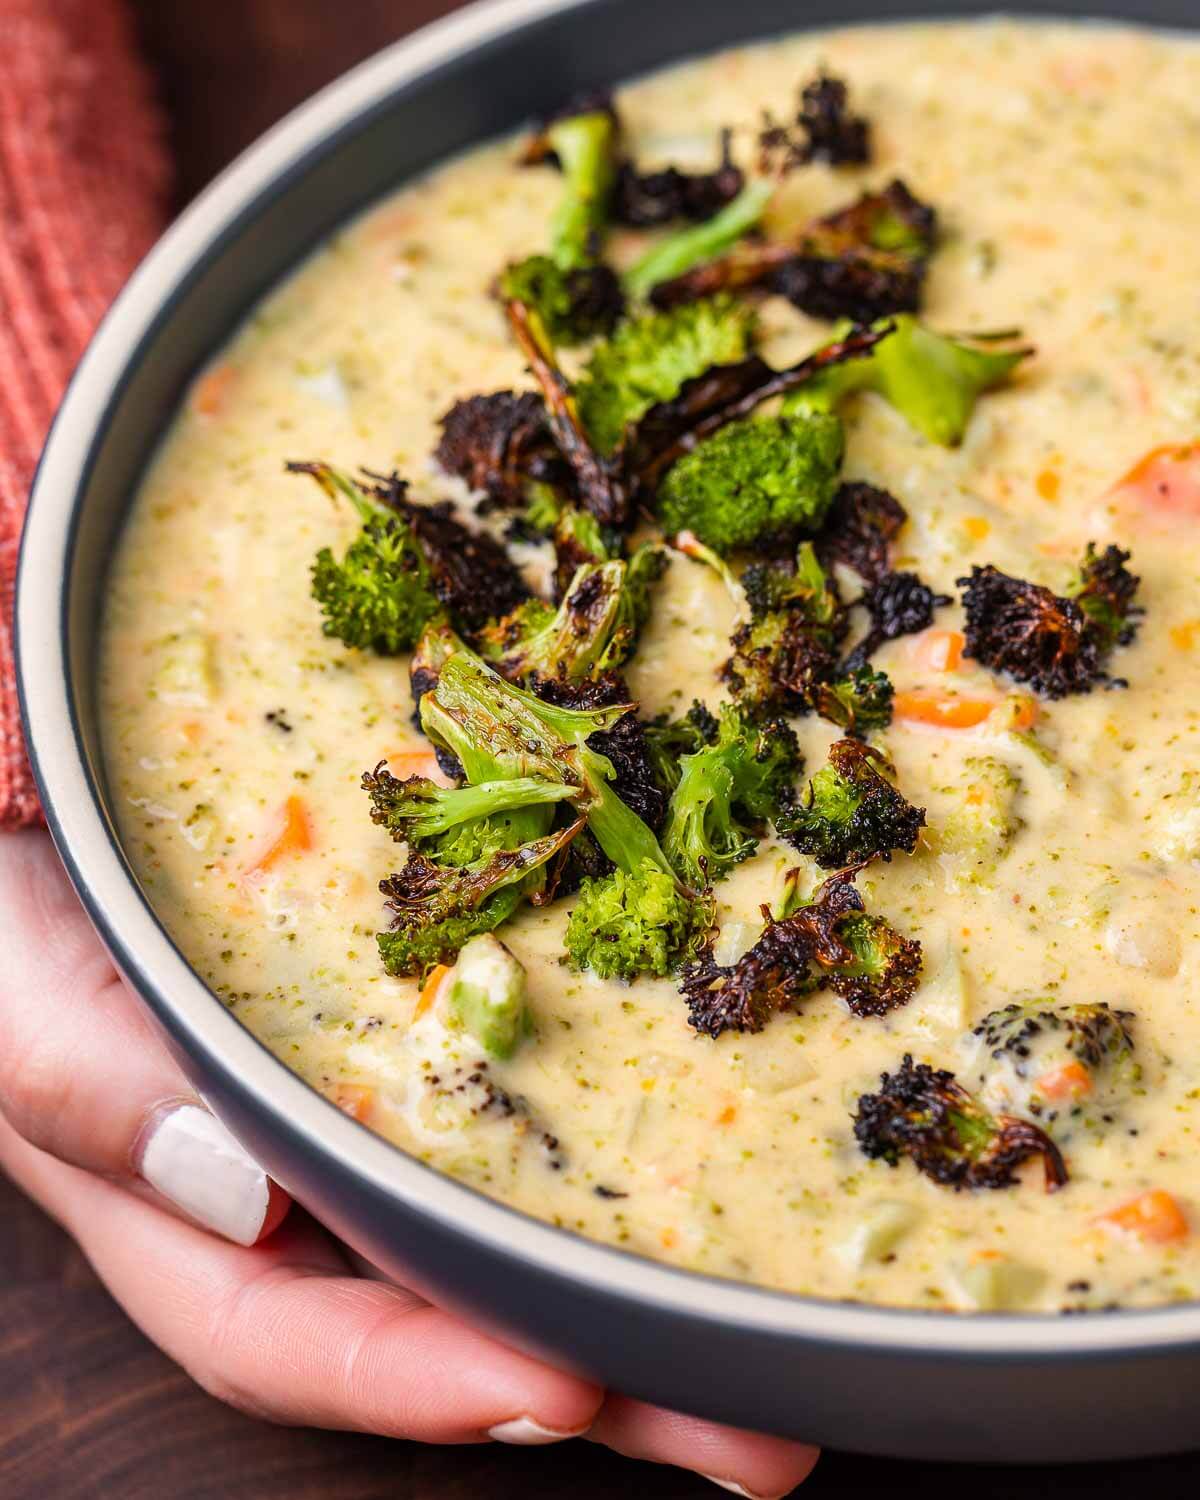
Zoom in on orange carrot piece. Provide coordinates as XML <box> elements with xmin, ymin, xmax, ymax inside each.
<box><xmin>1098</xmin><ymin>1189</ymin><xmax>1189</xmax><ymax>1246</ymax></box>
<box><xmin>893</xmin><ymin>690</ymin><xmax>996</xmax><ymax>730</ymax></box>
<box><xmin>324</xmin><ymin>1082</ymin><xmax>375</xmax><ymax>1123</ymax></box>
<box><xmin>910</xmin><ymin>629</ymin><xmax>966</xmax><ymax>674</ymax></box>
<box><xmin>1036</xmin><ymin>1060</ymin><xmax>1092</xmax><ymax>1102</ymax></box>
<box><xmin>716</xmin><ymin>1104</ymin><xmax>737</xmax><ymax>1126</ymax></box>
<box><xmin>414</xmin><ymin>963</ymin><xmax>452</xmax><ymax>1020</ymax></box>
<box><xmin>1110</xmin><ymin>442</ymin><xmax>1200</xmax><ymax>521</ymax></box>
<box><xmin>1035</xmin><ymin>468</ymin><xmax>1061</xmax><ymax>503</ymax></box>
<box><xmin>385</xmin><ymin>748</ymin><xmax>452</xmax><ymax>785</ymax></box>
<box><xmin>1170</xmin><ymin>621</ymin><xmax>1200</xmax><ymax>652</ymax></box>
<box><xmin>191</xmin><ymin>362</ymin><xmax>237</xmax><ymax>418</ymax></box>
<box><xmin>247</xmin><ymin>795</ymin><xmax>312</xmax><ymax>876</ymax></box>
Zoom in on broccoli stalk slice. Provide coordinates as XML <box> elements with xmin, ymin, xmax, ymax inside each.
<box><xmin>785</xmin><ymin>314</ymin><xmax>1031</xmax><ymax>446</ymax></box>
<box><xmin>853</xmin><ymin>1054</ymin><xmax>1068</xmax><ymax>1192</ymax></box>
<box><xmin>445</xmin><ymin>933</ymin><xmax>533</xmax><ymax>1061</ymax></box>
<box><xmin>623</xmin><ymin>178</ymin><xmax>775</xmax><ymax>301</ymax></box>
<box><xmin>776</xmin><ymin>738</ymin><xmax>925</xmax><ymax>868</ymax></box>
<box><xmin>661</xmin><ymin>704</ymin><xmax>802</xmax><ymax>888</ymax></box>
<box><xmin>575</xmin><ymin>296</ymin><xmax>758</xmax><ymax>455</ymax></box>
<box><xmin>363</xmin><ymin>767</ymin><xmax>578</xmax><ymax>841</ymax></box>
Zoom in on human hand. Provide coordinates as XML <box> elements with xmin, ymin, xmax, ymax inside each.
<box><xmin>0</xmin><ymin>829</ymin><xmax>818</xmax><ymax>1497</ymax></box>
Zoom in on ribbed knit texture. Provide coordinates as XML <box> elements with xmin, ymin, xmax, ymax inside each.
<box><xmin>0</xmin><ymin>0</ymin><xmax>169</xmax><ymax>824</ymax></box>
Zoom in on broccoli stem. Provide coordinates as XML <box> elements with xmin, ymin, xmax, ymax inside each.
<box><xmin>446</xmin><ymin>933</ymin><xmax>533</xmax><ymax>1060</ymax></box>
<box><xmin>548</xmin><ymin>112</ymin><xmax>619</xmax><ymax>270</ymax></box>
<box><xmin>624</xmin><ymin>179</ymin><xmax>774</xmax><ymax>300</ymax></box>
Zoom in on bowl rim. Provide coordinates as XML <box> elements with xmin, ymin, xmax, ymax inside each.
<box><xmin>18</xmin><ymin>0</ymin><xmax>1200</xmax><ymax>1360</ymax></box>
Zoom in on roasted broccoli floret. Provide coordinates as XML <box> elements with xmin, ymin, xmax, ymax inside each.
<box><xmin>362</xmin><ymin>766</ymin><xmax>576</xmax><ymax>843</ymax></box>
<box><xmin>642</xmin><ymin>701</ymin><xmax>720</xmax><ymax>793</ymax></box>
<box><xmin>291</xmin><ymin>462</ymin><xmax>529</xmax><ymax>651</ymax></box>
<box><xmin>853</xmin><ymin>1054</ymin><xmax>1068</xmax><ymax>1192</ymax></box>
<box><xmin>623</xmin><ymin>178</ymin><xmax>775</xmax><ymax>302</ymax></box>
<box><xmin>741</xmin><ymin>541</ymin><xmax>847</xmax><ymax>646</ymax></box>
<box><xmin>433</xmin><ymin>390</ymin><xmax>570</xmax><ymax>508</ymax></box>
<box><xmin>815</xmin><ymin>481</ymin><xmax>907</xmax><ymax>585</ymax></box>
<box><xmin>958</xmin><ymin>545</ymin><xmax>1141</xmax><ymax>698</ymax></box>
<box><xmin>661</xmin><ymin>704</ymin><xmax>802</xmax><ymax>887</ymax></box>
<box><xmin>791</xmin><ymin>73</ymin><xmax>872</xmax><ymax>166</ymax></box>
<box><xmin>1069</xmin><ymin>543</ymin><xmax>1143</xmax><ymax>656</ymax></box>
<box><xmin>483</xmin><ymin>547</ymin><xmax>665</xmax><ymax>687</ymax></box>
<box><xmin>967</xmin><ymin>1001</ymin><xmax>1138</xmax><ymax>1131</ymax></box>
<box><xmin>680</xmin><ymin>869</ymin><xmax>919</xmax><ymax>1035</ymax></box>
<box><xmin>564</xmin><ymin>858</ymin><xmax>712</xmax><ymax>980</ymax></box>
<box><xmin>813</xmin><ymin>664</ymin><xmax>895</xmax><ymax>736</ymax></box>
<box><xmin>648</xmin><ymin>181</ymin><xmax>935</xmax><ymax>322</ymax></box>
<box><xmin>502</xmin><ymin>108</ymin><xmax>624</xmax><ymax>345</ymax></box>
<box><xmin>613</xmin><ymin>129</ymin><xmax>745</xmax><ymax>226</ymax></box>
<box><xmin>845</xmin><ymin>569</ymin><xmax>951</xmax><ymax>669</ymax></box>
<box><xmin>552</xmin><ymin>505</ymin><xmax>618</xmax><ymax>596</ymax></box>
<box><xmin>788</xmin><ymin>314</ymin><xmax>1031</xmax><ymax>447</ymax></box>
<box><xmin>723</xmin><ymin>610</ymin><xmax>838</xmax><ymax>717</ymax></box>
<box><xmin>937</xmin><ymin>756</ymin><xmax>1024</xmax><ymax>873</ymax></box>
<box><xmin>655</xmin><ymin>411</ymin><xmax>845</xmax><ymax>555</ymax></box>
<box><xmin>575</xmin><ymin>296</ymin><xmax>758</xmax><ymax>454</ymax></box>
<box><xmin>776</xmin><ymin>738</ymin><xmax>925</xmax><ymax>868</ymax></box>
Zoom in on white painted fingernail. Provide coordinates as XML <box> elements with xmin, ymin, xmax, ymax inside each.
<box><xmin>701</xmin><ymin>1479</ymin><xmax>759</xmax><ymax>1498</ymax></box>
<box><xmin>488</xmin><ymin>1417</ymin><xmax>584</xmax><ymax>1445</ymax></box>
<box><xmin>139</xmin><ymin>1104</ymin><xmax>269</xmax><ymax>1246</ymax></box>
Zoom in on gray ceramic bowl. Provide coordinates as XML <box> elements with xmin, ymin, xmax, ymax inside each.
<box><xmin>17</xmin><ymin>0</ymin><xmax>1200</xmax><ymax>1463</ymax></box>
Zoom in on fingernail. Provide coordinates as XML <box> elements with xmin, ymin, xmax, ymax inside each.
<box><xmin>488</xmin><ymin>1416</ymin><xmax>585</xmax><ymax>1445</ymax></box>
<box><xmin>701</xmin><ymin>1479</ymin><xmax>760</xmax><ymax>1499</ymax></box>
<box><xmin>139</xmin><ymin>1104</ymin><xmax>270</xmax><ymax>1246</ymax></box>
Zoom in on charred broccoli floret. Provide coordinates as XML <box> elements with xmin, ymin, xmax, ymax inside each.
<box><xmin>482</xmin><ymin>547</ymin><xmax>665</xmax><ymax>687</ymax></box>
<box><xmin>792</xmin><ymin>73</ymin><xmax>872</xmax><ymax>166</ymax></box>
<box><xmin>623</xmin><ymin>178</ymin><xmax>776</xmax><ymax>302</ymax></box>
<box><xmin>564</xmin><ymin>858</ymin><xmax>712</xmax><ymax>980</ymax></box>
<box><xmin>845</xmin><ymin>568</ymin><xmax>951</xmax><ymax>669</ymax></box>
<box><xmin>967</xmin><ymin>1001</ymin><xmax>1139</xmax><ymax>1131</ymax></box>
<box><xmin>575</xmin><ymin>297</ymin><xmax>757</xmax><ymax>455</ymax></box>
<box><xmin>680</xmin><ymin>869</ymin><xmax>919</xmax><ymax>1035</ymax></box>
<box><xmin>815</xmin><ymin>481</ymin><xmax>907</xmax><ymax>584</ymax></box>
<box><xmin>655</xmin><ymin>411</ymin><xmax>845</xmax><ymax>555</ymax></box>
<box><xmin>661</xmin><ymin>704</ymin><xmax>802</xmax><ymax>887</ymax></box>
<box><xmin>958</xmin><ymin>545</ymin><xmax>1141</xmax><ymax>698</ymax></box>
<box><xmin>723</xmin><ymin>612</ymin><xmax>837</xmax><ymax>717</ymax></box>
<box><xmin>613</xmin><ymin>129</ymin><xmax>745</xmax><ymax>226</ymax></box>
<box><xmin>642</xmin><ymin>701</ymin><xmax>721</xmax><ymax>793</ymax></box>
<box><xmin>362</xmin><ymin>766</ymin><xmax>577</xmax><ymax>843</ymax></box>
<box><xmin>853</xmin><ymin>1054</ymin><xmax>1068</xmax><ymax>1192</ymax></box>
<box><xmin>813</xmin><ymin>664</ymin><xmax>895</xmax><ymax>736</ymax></box>
<box><xmin>292</xmin><ymin>462</ymin><xmax>528</xmax><ymax>651</ymax></box>
<box><xmin>552</xmin><ymin>505</ymin><xmax>618</xmax><ymax>597</ymax></box>
<box><xmin>503</xmin><ymin>108</ymin><xmax>624</xmax><ymax>344</ymax></box>
<box><xmin>776</xmin><ymin>738</ymin><xmax>925</xmax><ymax>868</ymax></box>
<box><xmin>741</xmin><ymin>541</ymin><xmax>847</xmax><ymax>646</ymax></box>
<box><xmin>433</xmin><ymin>390</ymin><xmax>570</xmax><ymax>508</ymax></box>
<box><xmin>788</xmin><ymin>315</ymin><xmax>1031</xmax><ymax>447</ymax></box>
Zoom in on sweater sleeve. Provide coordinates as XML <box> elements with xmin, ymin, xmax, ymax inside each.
<box><xmin>0</xmin><ymin>0</ymin><xmax>169</xmax><ymax>825</ymax></box>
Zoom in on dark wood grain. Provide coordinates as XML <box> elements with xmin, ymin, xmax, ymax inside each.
<box><xmin>6</xmin><ymin>1</ymin><xmax>1198</xmax><ymax>1494</ymax></box>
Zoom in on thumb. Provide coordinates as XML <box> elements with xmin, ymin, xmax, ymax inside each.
<box><xmin>0</xmin><ymin>829</ymin><xmax>288</xmax><ymax>1245</ymax></box>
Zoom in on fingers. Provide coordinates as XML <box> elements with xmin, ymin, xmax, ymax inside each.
<box><xmin>588</xmin><ymin>1394</ymin><xmax>820</xmax><ymax>1499</ymax></box>
<box><xmin>0</xmin><ymin>1113</ymin><xmax>603</xmax><ymax>1444</ymax></box>
<box><xmin>0</xmin><ymin>829</ymin><xmax>288</xmax><ymax>1244</ymax></box>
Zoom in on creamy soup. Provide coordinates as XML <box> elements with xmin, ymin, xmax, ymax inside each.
<box><xmin>101</xmin><ymin>20</ymin><xmax>1200</xmax><ymax>1313</ymax></box>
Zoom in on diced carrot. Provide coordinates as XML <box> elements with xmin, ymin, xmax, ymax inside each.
<box><xmin>190</xmin><ymin>362</ymin><xmax>237</xmax><ymax>418</ymax></box>
<box><xmin>1109</xmin><ymin>443</ymin><xmax>1200</xmax><ymax>521</ymax></box>
<box><xmin>716</xmin><ymin>1104</ymin><xmax>737</xmax><ymax>1126</ymax></box>
<box><xmin>1035</xmin><ymin>468</ymin><xmax>1061</xmax><ymax>503</ymax></box>
<box><xmin>660</xmin><ymin>1228</ymin><xmax>680</xmax><ymax>1250</ymax></box>
<box><xmin>1036</xmin><ymin>1060</ymin><xmax>1092</xmax><ymax>1102</ymax></box>
<box><xmin>246</xmin><ymin>795</ymin><xmax>312</xmax><ymax>876</ymax></box>
<box><xmin>414</xmin><ymin>963</ymin><xmax>452</xmax><ymax>1020</ymax></box>
<box><xmin>910</xmin><ymin>629</ymin><xmax>966</xmax><ymax>674</ymax></box>
<box><xmin>962</xmin><ymin>515</ymin><xmax>991</xmax><ymax>543</ymax></box>
<box><xmin>384</xmin><ymin>748</ymin><xmax>453</xmax><ymax>786</ymax></box>
<box><xmin>1097</xmin><ymin>1189</ymin><xmax>1189</xmax><ymax>1246</ymax></box>
<box><xmin>893</xmin><ymin>690</ymin><xmax>996</xmax><ymax>730</ymax></box>
<box><xmin>324</xmin><ymin>1082</ymin><xmax>375</xmax><ymax>1123</ymax></box>
<box><xmin>1169</xmin><ymin>621</ymin><xmax>1200</xmax><ymax>652</ymax></box>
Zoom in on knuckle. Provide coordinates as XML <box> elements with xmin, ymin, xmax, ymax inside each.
<box><xmin>0</xmin><ymin>1027</ymin><xmax>76</xmax><ymax>1157</ymax></box>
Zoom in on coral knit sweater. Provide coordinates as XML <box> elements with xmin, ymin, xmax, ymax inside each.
<box><xmin>0</xmin><ymin>0</ymin><xmax>168</xmax><ymax>825</ymax></box>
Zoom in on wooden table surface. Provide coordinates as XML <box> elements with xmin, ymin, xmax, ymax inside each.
<box><xmin>5</xmin><ymin>2</ymin><xmax>1200</xmax><ymax>1494</ymax></box>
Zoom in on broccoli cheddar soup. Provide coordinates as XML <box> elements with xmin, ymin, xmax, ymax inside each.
<box><xmin>102</xmin><ymin>20</ymin><xmax>1200</xmax><ymax>1313</ymax></box>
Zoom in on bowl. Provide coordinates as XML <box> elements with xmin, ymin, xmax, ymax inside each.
<box><xmin>18</xmin><ymin>0</ymin><xmax>1200</xmax><ymax>1462</ymax></box>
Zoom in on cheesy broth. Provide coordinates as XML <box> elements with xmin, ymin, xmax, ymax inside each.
<box><xmin>101</xmin><ymin>21</ymin><xmax>1200</xmax><ymax>1312</ymax></box>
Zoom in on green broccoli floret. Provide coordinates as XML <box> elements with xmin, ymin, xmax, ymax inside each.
<box><xmin>786</xmin><ymin>314</ymin><xmax>1031</xmax><ymax>447</ymax></box>
<box><xmin>552</xmin><ymin>505</ymin><xmax>617</xmax><ymax>595</ymax></box>
<box><xmin>826</xmin><ymin>911</ymin><xmax>923</xmax><ymax>1017</ymax></box>
<box><xmin>642</xmin><ymin>701</ymin><xmax>720</xmax><ymax>793</ymax></box>
<box><xmin>742</xmin><ymin>542</ymin><xmax>845</xmax><ymax>642</ymax></box>
<box><xmin>565</xmin><ymin>857</ymin><xmax>711</xmax><ymax>980</ymax></box>
<box><xmin>967</xmin><ymin>1000</ymin><xmax>1139</xmax><ymax>1134</ymax></box>
<box><xmin>297</xmin><ymin>463</ymin><xmax>439</xmax><ymax>653</ymax></box>
<box><xmin>776</xmin><ymin>738</ymin><xmax>925</xmax><ymax>868</ymax></box>
<box><xmin>362</xmin><ymin>766</ymin><xmax>577</xmax><ymax>842</ymax></box>
<box><xmin>482</xmin><ymin>546</ymin><xmax>665</xmax><ymax>686</ymax></box>
<box><xmin>853</xmin><ymin>1054</ymin><xmax>1068</xmax><ymax>1192</ymax></box>
<box><xmin>502</xmin><ymin>110</ymin><xmax>623</xmax><ymax>345</ymax></box>
<box><xmin>1068</xmin><ymin>543</ymin><xmax>1142</xmax><ymax>655</ymax></box>
<box><xmin>575</xmin><ymin>296</ymin><xmax>757</xmax><ymax>454</ymax></box>
<box><xmin>661</xmin><ymin>704</ymin><xmax>802</xmax><ymax>887</ymax></box>
<box><xmin>623</xmin><ymin>178</ymin><xmax>775</xmax><ymax>301</ymax></box>
<box><xmin>813</xmin><ymin>665</ymin><xmax>895</xmax><ymax>736</ymax></box>
<box><xmin>656</xmin><ymin>411</ymin><xmax>845</xmax><ymax>555</ymax></box>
